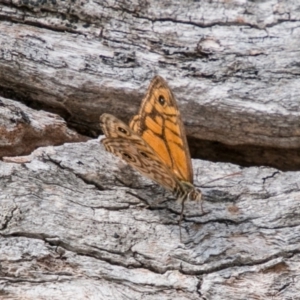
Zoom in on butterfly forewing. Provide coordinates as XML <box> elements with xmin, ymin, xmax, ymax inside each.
<box><xmin>129</xmin><ymin>76</ymin><xmax>193</xmax><ymax>183</ymax></box>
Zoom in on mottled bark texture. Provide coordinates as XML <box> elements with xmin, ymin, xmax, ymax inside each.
<box><xmin>1</xmin><ymin>140</ymin><xmax>300</xmax><ymax>299</ymax></box>
<box><xmin>0</xmin><ymin>1</ymin><xmax>300</xmax><ymax>299</ymax></box>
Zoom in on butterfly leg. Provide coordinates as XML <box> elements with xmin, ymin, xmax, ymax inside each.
<box><xmin>200</xmin><ymin>200</ymin><xmax>205</xmax><ymax>214</ymax></box>
<box><xmin>179</xmin><ymin>201</ymin><xmax>186</xmax><ymax>243</ymax></box>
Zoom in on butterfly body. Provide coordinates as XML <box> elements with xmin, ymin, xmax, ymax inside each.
<box><xmin>100</xmin><ymin>76</ymin><xmax>201</xmax><ymax>204</ymax></box>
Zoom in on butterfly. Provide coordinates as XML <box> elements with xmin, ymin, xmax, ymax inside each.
<box><xmin>100</xmin><ymin>76</ymin><xmax>202</xmax><ymax>208</ymax></box>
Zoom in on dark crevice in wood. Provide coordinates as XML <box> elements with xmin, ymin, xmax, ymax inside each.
<box><xmin>189</xmin><ymin>137</ymin><xmax>300</xmax><ymax>172</ymax></box>
<box><xmin>0</xmin><ymin>87</ymin><xmax>298</xmax><ymax>172</ymax></box>
<box><xmin>0</xmin><ymin>3</ymin><xmax>89</xmax><ymax>35</ymax></box>
<box><xmin>103</xmin><ymin>4</ymin><xmax>264</xmax><ymax>30</ymax></box>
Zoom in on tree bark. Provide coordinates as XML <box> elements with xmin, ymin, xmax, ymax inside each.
<box><xmin>1</xmin><ymin>1</ymin><xmax>300</xmax><ymax>299</ymax></box>
<box><xmin>1</xmin><ymin>139</ymin><xmax>300</xmax><ymax>299</ymax></box>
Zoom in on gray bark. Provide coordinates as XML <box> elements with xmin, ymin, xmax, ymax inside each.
<box><xmin>0</xmin><ymin>0</ymin><xmax>299</xmax><ymax>168</ymax></box>
<box><xmin>1</xmin><ymin>140</ymin><xmax>300</xmax><ymax>299</ymax></box>
<box><xmin>0</xmin><ymin>1</ymin><xmax>300</xmax><ymax>299</ymax></box>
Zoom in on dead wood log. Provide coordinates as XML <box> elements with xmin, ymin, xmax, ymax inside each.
<box><xmin>1</xmin><ymin>140</ymin><xmax>300</xmax><ymax>299</ymax></box>
<box><xmin>0</xmin><ymin>1</ymin><xmax>299</xmax><ymax>169</ymax></box>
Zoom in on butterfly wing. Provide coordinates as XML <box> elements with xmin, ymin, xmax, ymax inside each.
<box><xmin>129</xmin><ymin>76</ymin><xmax>193</xmax><ymax>183</ymax></box>
<box><xmin>100</xmin><ymin>113</ymin><xmax>183</xmax><ymax>194</ymax></box>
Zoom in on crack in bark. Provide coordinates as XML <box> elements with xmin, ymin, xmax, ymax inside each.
<box><xmin>47</xmin><ymin>156</ymin><xmax>107</xmax><ymax>191</ymax></box>
<box><xmin>0</xmin><ymin>204</ymin><xmax>18</xmax><ymax>231</ymax></box>
<box><xmin>262</xmin><ymin>171</ymin><xmax>280</xmax><ymax>184</ymax></box>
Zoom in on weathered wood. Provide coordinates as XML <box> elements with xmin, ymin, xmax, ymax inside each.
<box><xmin>0</xmin><ymin>1</ymin><xmax>299</xmax><ymax>168</ymax></box>
<box><xmin>0</xmin><ymin>96</ymin><xmax>88</xmax><ymax>158</ymax></box>
<box><xmin>0</xmin><ymin>1</ymin><xmax>300</xmax><ymax>299</ymax></box>
<box><xmin>1</xmin><ymin>139</ymin><xmax>300</xmax><ymax>299</ymax></box>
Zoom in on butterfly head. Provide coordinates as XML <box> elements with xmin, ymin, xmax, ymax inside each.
<box><xmin>178</xmin><ymin>181</ymin><xmax>202</xmax><ymax>203</ymax></box>
<box><xmin>188</xmin><ymin>187</ymin><xmax>202</xmax><ymax>202</ymax></box>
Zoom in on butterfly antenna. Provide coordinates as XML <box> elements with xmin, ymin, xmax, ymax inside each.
<box><xmin>203</xmin><ymin>171</ymin><xmax>242</xmax><ymax>185</ymax></box>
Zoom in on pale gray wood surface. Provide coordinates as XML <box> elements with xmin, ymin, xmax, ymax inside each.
<box><xmin>1</xmin><ymin>139</ymin><xmax>300</xmax><ymax>299</ymax></box>
<box><xmin>0</xmin><ymin>1</ymin><xmax>299</xmax><ymax>153</ymax></box>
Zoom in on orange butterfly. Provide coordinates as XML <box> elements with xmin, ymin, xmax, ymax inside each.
<box><xmin>100</xmin><ymin>76</ymin><xmax>202</xmax><ymax>205</ymax></box>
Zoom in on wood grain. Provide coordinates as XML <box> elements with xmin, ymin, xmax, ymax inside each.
<box><xmin>1</xmin><ymin>139</ymin><xmax>300</xmax><ymax>299</ymax></box>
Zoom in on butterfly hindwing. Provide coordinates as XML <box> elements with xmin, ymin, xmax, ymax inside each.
<box><xmin>100</xmin><ymin>113</ymin><xmax>182</xmax><ymax>194</ymax></box>
<box><xmin>129</xmin><ymin>76</ymin><xmax>193</xmax><ymax>183</ymax></box>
